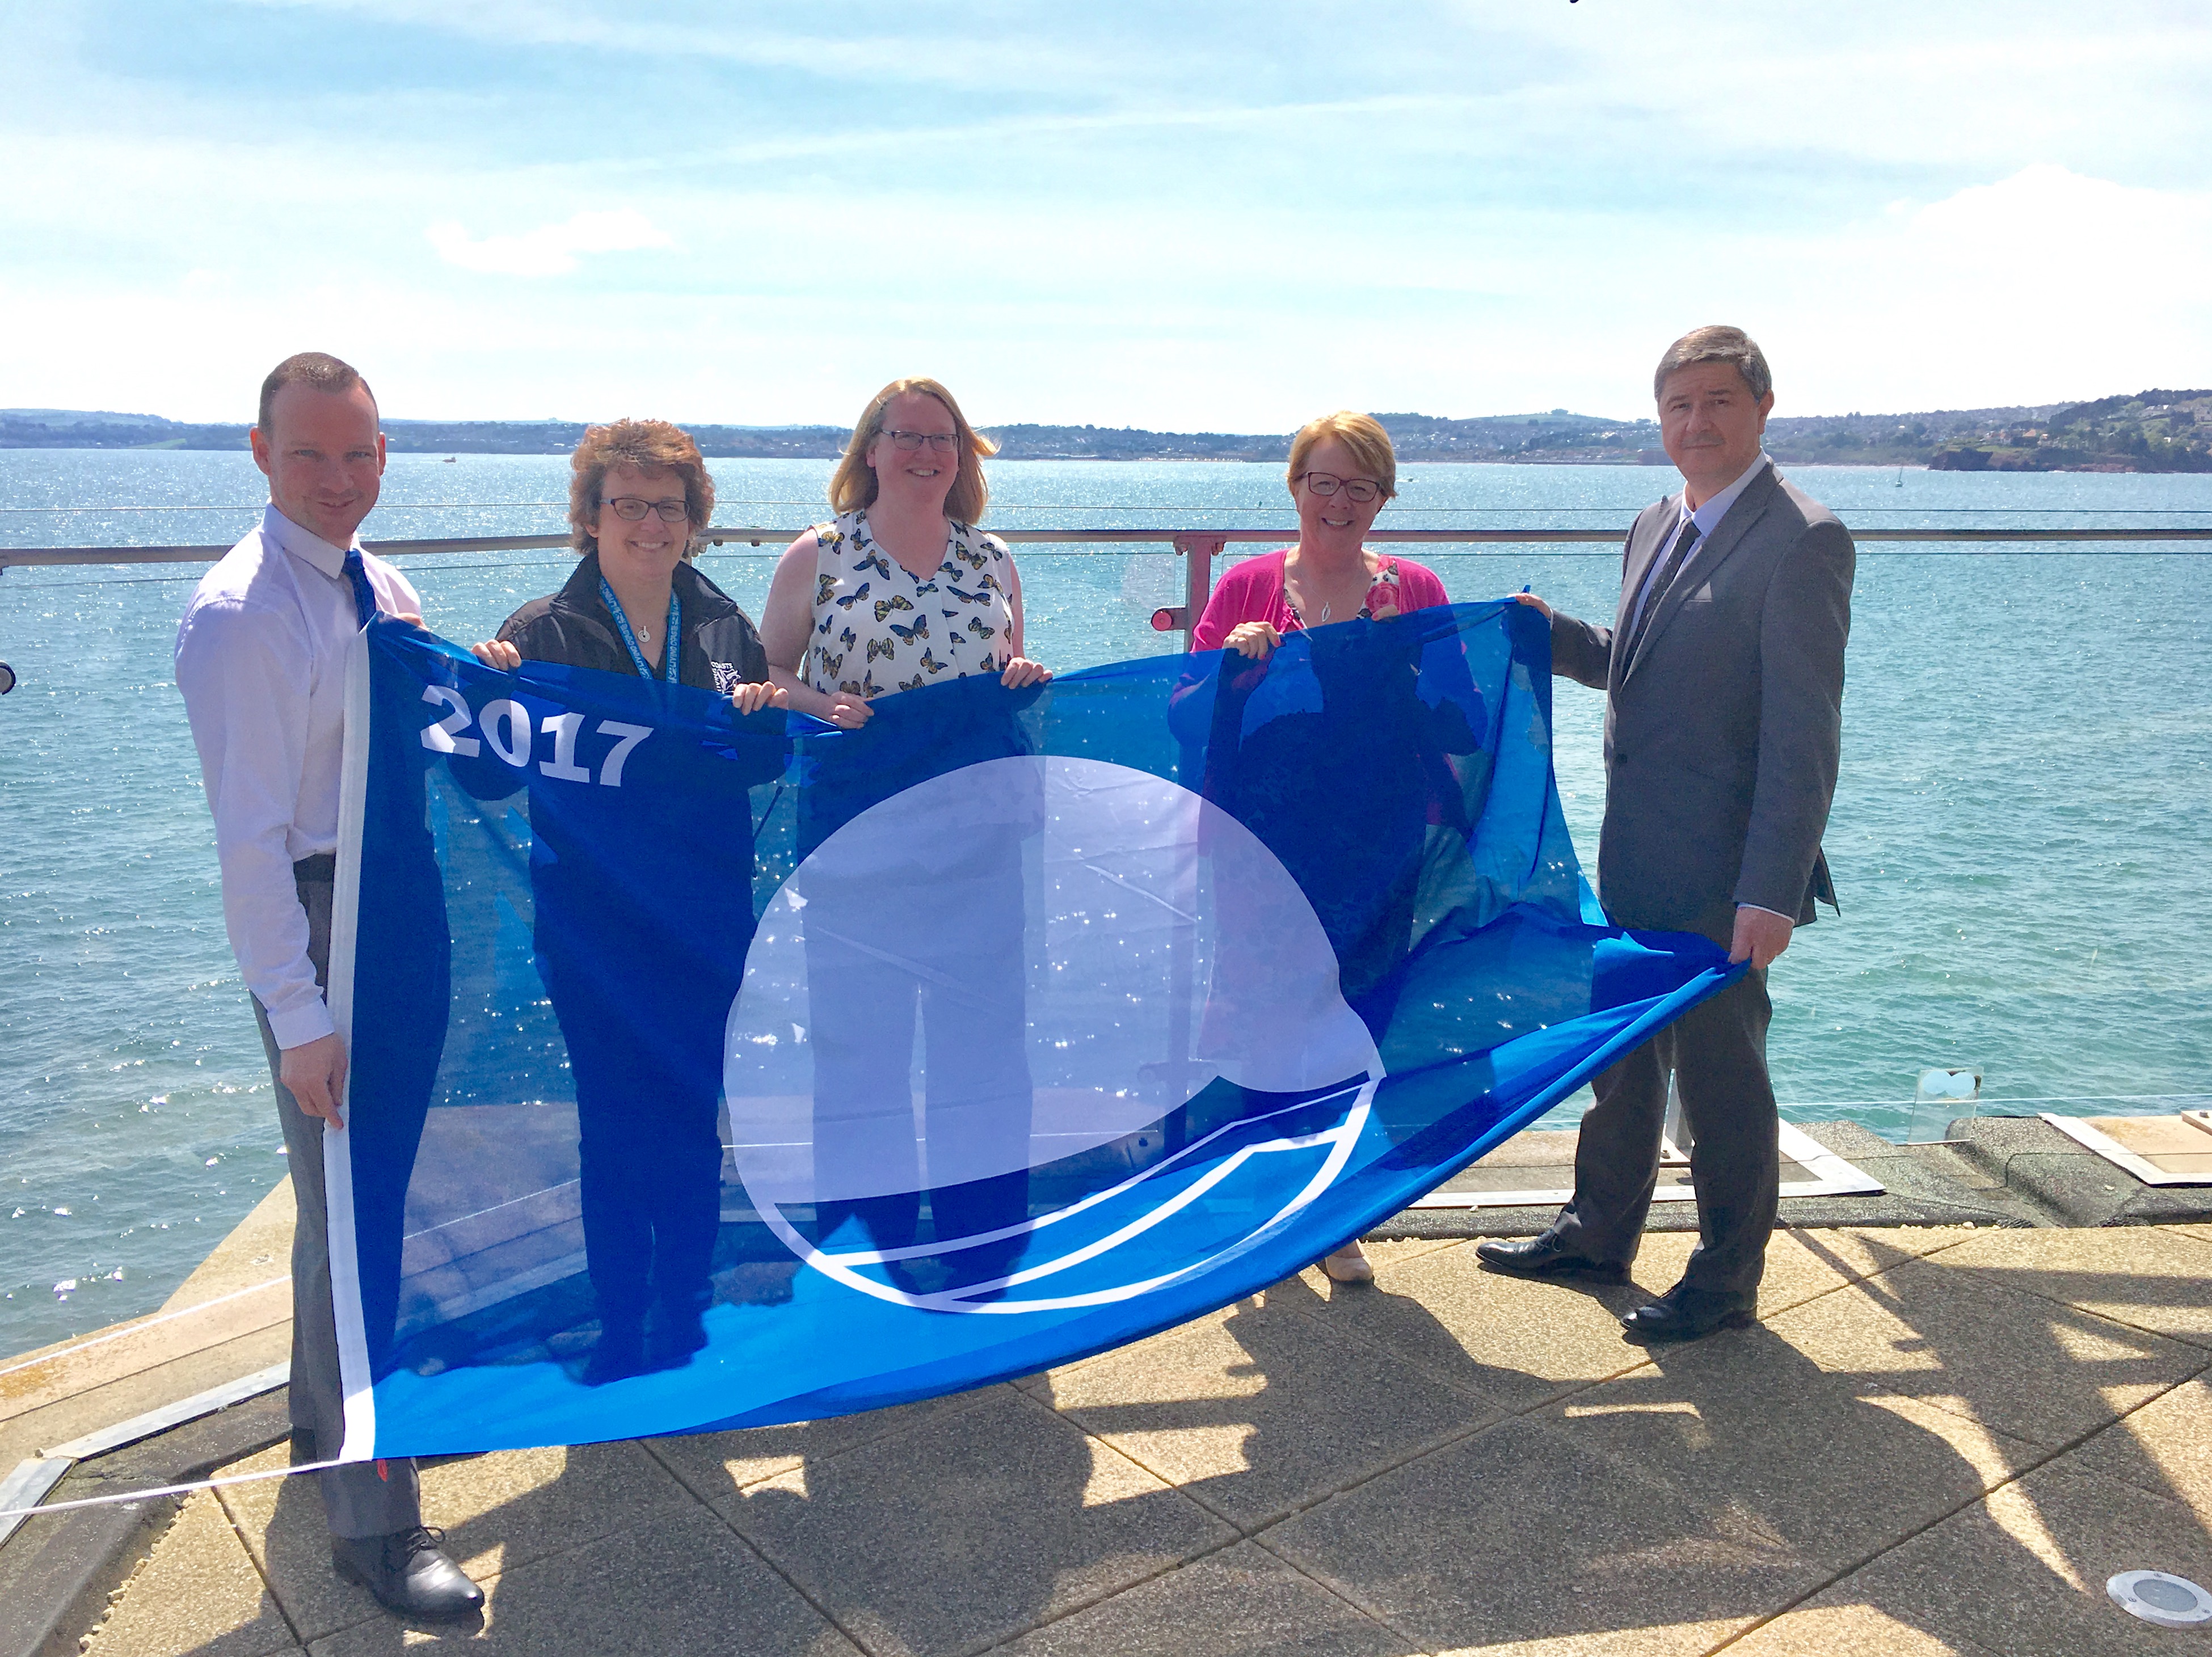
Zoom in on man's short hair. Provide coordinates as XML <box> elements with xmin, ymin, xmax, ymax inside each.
<box><xmin>258</xmin><ymin>352</ymin><xmax>376</xmax><ymax>433</ymax></box>
<box><xmin>1653</xmin><ymin>326</ymin><xmax>1771</xmax><ymax>403</ymax></box>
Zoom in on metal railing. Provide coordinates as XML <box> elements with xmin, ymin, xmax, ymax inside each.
<box><xmin>4</xmin><ymin>524</ymin><xmax>2208</xmax><ymax>651</ymax></box>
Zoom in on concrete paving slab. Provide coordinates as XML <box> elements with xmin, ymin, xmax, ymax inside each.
<box><xmin>2171</xmin><ymin>1224</ymin><xmax>2212</xmax><ymax>1247</ymax></box>
<box><xmin>1934</xmin><ymin>1226</ymin><xmax>2212</xmax><ymax>1349</ymax></box>
<box><xmin>208</xmin><ymin>1446</ymin><xmax>382</xmax><ymax>1644</ymax></box>
<box><xmin>2067</xmin><ymin>1376</ymin><xmax>2212</xmax><ymax>1518</ymax></box>
<box><xmin>1291</xmin><ymin>1236</ymin><xmax>1468</xmax><ymax>1284</ymax></box>
<box><xmin>1556</xmin><ymin>1323</ymin><xmax>2045</xmax><ymax>1569</ymax></box>
<box><xmin>307</xmin><ymin>1501</ymin><xmax>860</xmax><ymax>1657</ymax></box>
<box><xmin>993</xmin><ymin>1540</ymin><xmax>1418</xmax><ymax>1657</ymax></box>
<box><xmin>1284</xmin><ymin>1241</ymin><xmax>1654</xmax><ymax>1406</ymax></box>
<box><xmin>1760</xmin><ymin>1258</ymin><xmax>2205</xmax><ymax>1449</ymax></box>
<box><xmin>1044</xmin><ymin>1285</ymin><xmax>1489</xmax><ymax>1531</ymax></box>
<box><xmin>28</xmin><ymin>1221</ymin><xmax>2212</xmax><ymax>1657</ymax></box>
<box><xmin>1792</xmin><ymin>1462</ymin><xmax>2212</xmax><ymax>1657</ymax></box>
<box><xmin>1633</xmin><ymin>1227</ymin><xmax>1972</xmax><ymax>1322</ymax></box>
<box><xmin>1264</xmin><ymin>1411</ymin><xmax>1785</xmax><ymax>1657</ymax></box>
<box><xmin>218</xmin><ymin>1437</ymin><xmax>694</xmax><ymax>1644</ymax></box>
<box><xmin>1</xmin><ymin>1387</ymin><xmax>294</xmax><ymax>1657</ymax></box>
<box><xmin>82</xmin><ymin>1488</ymin><xmax>300</xmax><ymax>1657</ymax></box>
<box><xmin>720</xmin><ymin>1384</ymin><xmax>1234</xmax><ymax>1657</ymax></box>
<box><xmin>1722</xmin><ymin>1600</ymin><xmax>2007</xmax><ymax>1656</ymax></box>
<box><xmin>646</xmin><ymin>1386</ymin><xmax>995</xmax><ymax>1501</ymax></box>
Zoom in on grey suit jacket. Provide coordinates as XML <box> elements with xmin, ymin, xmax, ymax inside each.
<box><xmin>1550</xmin><ymin>459</ymin><xmax>1853</xmax><ymax>944</ymax></box>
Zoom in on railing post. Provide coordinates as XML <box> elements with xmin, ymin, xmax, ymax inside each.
<box><xmin>1153</xmin><ymin>534</ymin><xmax>1227</xmax><ymax>651</ymax></box>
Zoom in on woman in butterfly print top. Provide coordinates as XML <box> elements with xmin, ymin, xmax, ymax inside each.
<box><xmin>759</xmin><ymin>379</ymin><xmax>1050</xmax><ymax>1287</ymax></box>
<box><xmin>760</xmin><ymin>377</ymin><xmax>1049</xmax><ymax>725</ymax></box>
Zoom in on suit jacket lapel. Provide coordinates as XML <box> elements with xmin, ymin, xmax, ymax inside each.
<box><xmin>1610</xmin><ymin>500</ymin><xmax>1682</xmax><ymax>689</ymax></box>
<box><xmin>1621</xmin><ymin>461</ymin><xmax>1780</xmax><ymax>685</ymax></box>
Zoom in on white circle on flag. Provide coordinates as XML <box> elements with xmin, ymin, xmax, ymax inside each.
<box><xmin>723</xmin><ymin>755</ymin><xmax>1380</xmax><ymax>1311</ymax></box>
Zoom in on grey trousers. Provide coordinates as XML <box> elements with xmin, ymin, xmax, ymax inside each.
<box><xmin>1547</xmin><ymin>966</ymin><xmax>1779</xmax><ymax>1305</ymax></box>
<box><xmin>251</xmin><ymin>867</ymin><xmax>422</xmax><ymax>1540</ymax></box>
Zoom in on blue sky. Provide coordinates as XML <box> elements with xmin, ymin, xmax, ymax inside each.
<box><xmin>3</xmin><ymin>2</ymin><xmax>2209</xmax><ymax>428</ymax></box>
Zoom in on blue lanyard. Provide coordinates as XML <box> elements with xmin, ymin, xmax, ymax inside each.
<box><xmin>600</xmin><ymin>576</ymin><xmax>680</xmax><ymax>684</ymax></box>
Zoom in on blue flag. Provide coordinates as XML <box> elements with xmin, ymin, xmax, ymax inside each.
<box><xmin>322</xmin><ymin>600</ymin><xmax>1737</xmax><ymax>1459</ymax></box>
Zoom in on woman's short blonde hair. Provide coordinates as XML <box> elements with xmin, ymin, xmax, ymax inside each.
<box><xmin>1286</xmin><ymin>411</ymin><xmax>1398</xmax><ymax>500</ymax></box>
<box><xmin>828</xmin><ymin>377</ymin><xmax>998</xmax><ymax>525</ymax></box>
<box><xmin>569</xmin><ymin>419</ymin><xmax>715</xmax><ymax>560</ymax></box>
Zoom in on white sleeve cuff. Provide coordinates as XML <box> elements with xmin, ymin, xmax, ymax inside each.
<box><xmin>266</xmin><ymin>996</ymin><xmax>338</xmax><ymax>1051</ymax></box>
<box><xmin>1735</xmin><ymin>904</ymin><xmax>1794</xmax><ymax>922</ymax></box>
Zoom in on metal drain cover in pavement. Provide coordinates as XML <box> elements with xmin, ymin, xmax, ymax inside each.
<box><xmin>2108</xmin><ymin>1571</ymin><xmax>2212</xmax><ymax>1628</ymax></box>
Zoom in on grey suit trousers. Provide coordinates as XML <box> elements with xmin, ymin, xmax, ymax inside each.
<box><xmin>250</xmin><ymin>867</ymin><xmax>422</xmax><ymax>1540</ymax></box>
<box><xmin>1547</xmin><ymin>965</ymin><xmax>1778</xmax><ymax>1304</ymax></box>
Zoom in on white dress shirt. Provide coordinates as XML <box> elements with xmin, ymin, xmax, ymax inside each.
<box><xmin>174</xmin><ymin>505</ymin><xmax>422</xmax><ymax>1049</ymax></box>
<box><xmin>1624</xmin><ymin>452</ymin><xmax>1771</xmax><ymax>643</ymax></box>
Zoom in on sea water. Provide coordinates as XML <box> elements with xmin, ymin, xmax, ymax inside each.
<box><xmin>2</xmin><ymin>451</ymin><xmax>2207</xmax><ymax>1357</ymax></box>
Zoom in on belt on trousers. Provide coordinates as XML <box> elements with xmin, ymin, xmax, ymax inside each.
<box><xmin>292</xmin><ymin>853</ymin><xmax>338</xmax><ymax>884</ymax></box>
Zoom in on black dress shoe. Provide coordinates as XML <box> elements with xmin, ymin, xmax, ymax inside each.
<box><xmin>582</xmin><ymin>1322</ymin><xmax>647</xmax><ymax>1387</ymax></box>
<box><xmin>332</xmin><ymin>1526</ymin><xmax>484</xmax><ymax>1621</ymax></box>
<box><xmin>645</xmin><ymin>1300</ymin><xmax>709</xmax><ymax>1372</ymax></box>
<box><xmin>1620</xmin><ymin>1292</ymin><xmax>1755</xmax><ymax>1343</ymax></box>
<box><xmin>1474</xmin><ymin>1235</ymin><xmax>1628</xmax><ymax>1283</ymax></box>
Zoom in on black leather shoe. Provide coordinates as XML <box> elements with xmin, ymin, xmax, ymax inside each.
<box><xmin>1620</xmin><ymin>1292</ymin><xmax>1755</xmax><ymax>1343</ymax></box>
<box><xmin>332</xmin><ymin>1526</ymin><xmax>484</xmax><ymax>1621</ymax></box>
<box><xmin>646</xmin><ymin>1300</ymin><xmax>709</xmax><ymax>1372</ymax></box>
<box><xmin>582</xmin><ymin>1322</ymin><xmax>647</xmax><ymax>1387</ymax></box>
<box><xmin>1474</xmin><ymin>1235</ymin><xmax>1628</xmax><ymax>1283</ymax></box>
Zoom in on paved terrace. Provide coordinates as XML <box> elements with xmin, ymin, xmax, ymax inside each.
<box><xmin>18</xmin><ymin>1218</ymin><xmax>2212</xmax><ymax>1657</ymax></box>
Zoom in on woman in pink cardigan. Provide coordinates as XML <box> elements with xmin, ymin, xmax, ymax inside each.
<box><xmin>1190</xmin><ymin>412</ymin><xmax>1448</xmax><ymax>1285</ymax></box>
<box><xmin>1191</xmin><ymin>410</ymin><xmax>1448</xmax><ymax>661</ymax></box>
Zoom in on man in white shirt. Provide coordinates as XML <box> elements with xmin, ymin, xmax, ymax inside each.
<box><xmin>175</xmin><ymin>353</ymin><xmax>482</xmax><ymax>1620</ymax></box>
<box><xmin>1481</xmin><ymin>327</ymin><xmax>1854</xmax><ymax>1341</ymax></box>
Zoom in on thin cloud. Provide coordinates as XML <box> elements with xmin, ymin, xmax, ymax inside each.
<box><xmin>427</xmin><ymin>208</ymin><xmax>675</xmax><ymax>276</ymax></box>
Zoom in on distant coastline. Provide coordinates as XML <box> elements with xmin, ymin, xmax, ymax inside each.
<box><xmin>4</xmin><ymin>390</ymin><xmax>2207</xmax><ymax>473</ymax></box>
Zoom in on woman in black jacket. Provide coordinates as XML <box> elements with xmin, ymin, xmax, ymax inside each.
<box><xmin>473</xmin><ymin>419</ymin><xmax>785</xmax><ymax>1384</ymax></box>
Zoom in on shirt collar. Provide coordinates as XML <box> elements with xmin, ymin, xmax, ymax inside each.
<box><xmin>1679</xmin><ymin>453</ymin><xmax>1771</xmax><ymax>538</ymax></box>
<box><xmin>262</xmin><ymin>503</ymin><xmax>357</xmax><ymax>580</ymax></box>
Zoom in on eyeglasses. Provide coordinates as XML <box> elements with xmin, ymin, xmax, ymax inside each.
<box><xmin>1299</xmin><ymin>472</ymin><xmax>1385</xmax><ymax>505</ymax></box>
<box><xmin>882</xmin><ymin>429</ymin><xmax>961</xmax><ymax>453</ymax></box>
<box><xmin>602</xmin><ymin>496</ymin><xmax>690</xmax><ymax>523</ymax></box>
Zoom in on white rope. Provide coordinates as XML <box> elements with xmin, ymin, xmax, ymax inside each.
<box><xmin>0</xmin><ymin>1455</ymin><xmax>350</xmax><ymax>1521</ymax></box>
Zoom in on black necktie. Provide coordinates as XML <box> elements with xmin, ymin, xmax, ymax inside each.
<box><xmin>1621</xmin><ymin>517</ymin><xmax>1701</xmax><ymax>671</ymax></box>
<box><xmin>342</xmin><ymin>549</ymin><xmax>381</xmax><ymax>625</ymax></box>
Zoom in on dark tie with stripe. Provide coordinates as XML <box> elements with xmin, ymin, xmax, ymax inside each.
<box><xmin>1621</xmin><ymin>517</ymin><xmax>1701</xmax><ymax>672</ymax></box>
<box><xmin>342</xmin><ymin>549</ymin><xmax>381</xmax><ymax>625</ymax></box>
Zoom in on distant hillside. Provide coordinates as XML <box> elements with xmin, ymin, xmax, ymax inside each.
<box><xmin>5</xmin><ymin>392</ymin><xmax>2207</xmax><ymax>470</ymax></box>
<box><xmin>1922</xmin><ymin>389</ymin><xmax>2212</xmax><ymax>473</ymax></box>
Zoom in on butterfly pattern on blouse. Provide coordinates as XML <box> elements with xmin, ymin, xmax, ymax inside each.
<box><xmin>807</xmin><ymin>509</ymin><xmax>1015</xmax><ymax>699</ymax></box>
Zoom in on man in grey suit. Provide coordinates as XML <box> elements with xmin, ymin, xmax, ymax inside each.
<box><xmin>1477</xmin><ymin>326</ymin><xmax>1854</xmax><ymax>1341</ymax></box>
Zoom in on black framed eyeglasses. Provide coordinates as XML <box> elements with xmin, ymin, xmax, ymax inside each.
<box><xmin>1299</xmin><ymin>472</ymin><xmax>1385</xmax><ymax>504</ymax></box>
<box><xmin>602</xmin><ymin>496</ymin><xmax>690</xmax><ymax>523</ymax></box>
<box><xmin>883</xmin><ymin>429</ymin><xmax>960</xmax><ymax>453</ymax></box>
